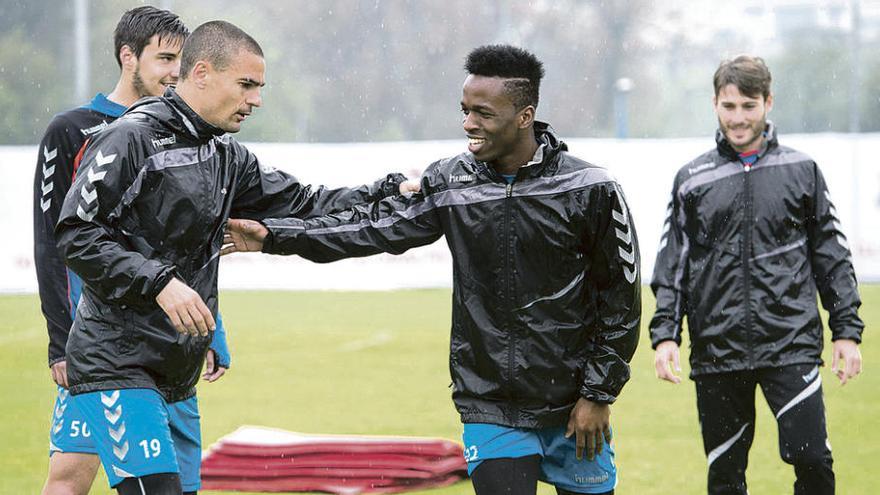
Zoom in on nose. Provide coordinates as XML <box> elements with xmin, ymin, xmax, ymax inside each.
<box><xmin>462</xmin><ymin>112</ymin><xmax>478</xmax><ymax>134</ymax></box>
<box><xmin>170</xmin><ymin>60</ymin><xmax>181</xmax><ymax>80</ymax></box>
<box><xmin>246</xmin><ymin>89</ymin><xmax>262</xmax><ymax>108</ymax></box>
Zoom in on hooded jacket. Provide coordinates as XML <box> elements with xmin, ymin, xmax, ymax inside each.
<box><xmin>34</xmin><ymin>93</ymin><xmax>231</xmax><ymax>370</ymax></box>
<box><xmin>259</xmin><ymin>123</ymin><xmax>641</xmax><ymax>428</ymax></box>
<box><xmin>56</xmin><ymin>89</ymin><xmax>406</xmax><ymax>402</ymax></box>
<box><xmin>650</xmin><ymin>124</ymin><xmax>863</xmax><ymax>377</ymax></box>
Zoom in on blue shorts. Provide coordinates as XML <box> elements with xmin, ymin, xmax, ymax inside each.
<box><xmin>462</xmin><ymin>423</ymin><xmax>617</xmax><ymax>494</ymax></box>
<box><xmin>53</xmin><ymin>388</ymin><xmax>202</xmax><ymax>491</ymax></box>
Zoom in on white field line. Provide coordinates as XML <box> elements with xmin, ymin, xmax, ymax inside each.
<box><xmin>337</xmin><ymin>330</ymin><xmax>393</xmax><ymax>352</ymax></box>
<box><xmin>0</xmin><ymin>328</ymin><xmax>40</xmax><ymax>346</ymax></box>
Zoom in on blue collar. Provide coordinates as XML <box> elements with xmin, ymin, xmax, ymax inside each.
<box><xmin>82</xmin><ymin>93</ymin><xmax>127</xmax><ymax>118</ymax></box>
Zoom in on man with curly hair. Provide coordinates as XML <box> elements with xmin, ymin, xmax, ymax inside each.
<box><xmin>224</xmin><ymin>44</ymin><xmax>641</xmax><ymax>495</ymax></box>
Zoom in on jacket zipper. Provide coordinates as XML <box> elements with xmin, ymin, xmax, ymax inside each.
<box><xmin>504</xmin><ymin>181</ymin><xmax>516</xmax><ymax>417</ymax></box>
<box><xmin>742</xmin><ymin>161</ymin><xmax>755</xmax><ymax>369</ymax></box>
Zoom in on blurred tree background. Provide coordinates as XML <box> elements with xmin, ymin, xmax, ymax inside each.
<box><xmin>0</xmin><ymin>0</ymin><xmax>878</xmax><ymax>144</ymax></box>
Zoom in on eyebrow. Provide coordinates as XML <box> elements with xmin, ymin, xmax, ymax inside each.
<box><xmin>239</xmin><ymin>78</ymin><xmax>266</xmax><ymax>87</ymax></box>
<box><xmin>463</xmin><ymin>103</ymin><xmax>494</xmax><ymax>113</ymax></box>
<box><xmin>156</xmin><ymin>51</ymin><xmax>179</xmax><ymax>58</ymax></box>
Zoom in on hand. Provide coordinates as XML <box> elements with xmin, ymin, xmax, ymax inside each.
<box><xmin>654</xmin><ymin>340</ymin><xmax>682</xmax><ymax>384</ymax></box>
<box><xmin>565</xmin><ymin>398</ymin><xmax>612</xmax><ymax>461</ymax></box>
<box><xmin>50</xmin><ymin>360</ymin><xmax>69</xmax><ymax>388</ymax></box>
<box><xmin>202</xmin><ymin>349</ymin><xmax>228</xmax><ymax>383</ymax></box>
<box><xmin>156</xmin><ymin>278</ymin><xmax>214</xmax><ymax>337</ymax></box>
<box><xmin>831</xmin><ymin>339</ymin><xmax>862</xmax><ymax>385</ymax></box>
<box><xmin>398</xmin><ymin>179</ymin><xmax>421</xmax><ymax>196</ymax></box>
<box><xmin>221</xmin><ymin>219</ymin><xmax>268</xmax><ymax>255</ymax></box>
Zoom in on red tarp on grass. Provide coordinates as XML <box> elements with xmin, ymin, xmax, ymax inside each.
<box><xmin>201</xmin><ymin>426</ymin><xmax>468</xmax><ymax>494</ymax></box>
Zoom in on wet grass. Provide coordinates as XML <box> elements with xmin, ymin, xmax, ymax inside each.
<box><xmin>1</xmin><ymin>286</ymin><xmax>876</xmax><ymax>494</ymax></box>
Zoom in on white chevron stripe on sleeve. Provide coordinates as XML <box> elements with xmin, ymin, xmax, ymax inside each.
<box><xmin>87</xmin><ymin>167</ymin><xmax>107</xmax><ymax>183</ymax></box>
<box><xmin>80</xmin><ymin>186</ymin><xmax>97</xmax><ymax>204</ymax></box>
<box><xmin>95</xmin><ymin>150</ymin><xmax>117</xmax><ymax>166</ymax></box>
<box><xmin>43</xmin><ymin>146</ymin><xmax>57</xmax><ymax>163</ymax></box>
<box><xmin>618</xmin><ymin>246</ymin><xmax>635</xmax><ymax>265</ymax></box>
<box><xmin>76</xmin><ymin>204</ymin><xmax>97</xmax><ymax>222</ymax></box>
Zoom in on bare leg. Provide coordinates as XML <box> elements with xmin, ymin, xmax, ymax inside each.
<box><xmin>42</xmin><ymin>452</ymin><xmax>100</xmax><ymax>495</ymax></box>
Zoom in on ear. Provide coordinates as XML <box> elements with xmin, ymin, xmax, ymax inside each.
<box><xmin>765</xmin><ymin>93</ymin><xmax>774</xmax><ymax>113</ymax></box>
<box><xmin>518</xmin><ymin>105</ymin><xmax>536</xmax><ymax>129</ymax></box>
<box><xmin>190</xmin><ymin>60</ymin><xmax>211</xmax><ymax>89</ymax></box>
<box><xmin>119</xmin><ymin>45</ymin><xmax>137</xmax><ymax>72</ymax></box>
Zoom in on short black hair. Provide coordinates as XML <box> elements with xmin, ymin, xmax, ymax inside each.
<box><xmin>465</xmin><ymin>44</ymin><xmax>545</xmax><ymax>110</ymax></box>
<box><xmin>113</xmin><ymin>6</ymin><xmax>188</xmax><ymax>68</ymax></box>
<box><xmin>714</xmin><ymin>55</ymin><xmax>772</xmax><ymax>100</ymax></box>
<box><xmin>179</xmin><ymin>20</ymin><xmax>264</xmax><ymax>80</ymax></box>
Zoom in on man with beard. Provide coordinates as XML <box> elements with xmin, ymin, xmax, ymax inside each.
<box><xmin>33</xmin><ymin>7</ymin><xmax>231</xmax><ymax>495</ymax></box>
<box><xmin>222</xmin><ymin>44</ymin><xmax>640</xmax><ymax>495</ymax></box>
<box><xmin>650</xmin><ymin>55</ymin><xmax>864</xmax><ymax>495</ymax></box>
<box><xmin>55</xmin><ymin>20</ymin><xmax>414</xmax><ymax>494</ymax></box>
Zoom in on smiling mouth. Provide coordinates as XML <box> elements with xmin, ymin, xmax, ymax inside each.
<box><xmin>468</xmin><ymin>137</ymin><xmax>486</xmax><ymax>146</ymax></box>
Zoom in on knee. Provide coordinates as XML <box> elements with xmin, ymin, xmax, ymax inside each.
<box><xmin>42</xmin><ymin>479</ymin><xmax>91</xmax><ymax>495</ymax></box>
<box><xmin>781</xmin><ymin>443</ymin><xmax>832</xmax><ymax>467</ymax></box>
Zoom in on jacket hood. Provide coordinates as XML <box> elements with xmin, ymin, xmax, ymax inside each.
<box><xmin>125</xmin><ymin>87</ymin><xmax>225</xmax><ymax>141</ymax></box>
<box><xmin>715</xmin><ymin>120</ymin><xmax>778</xmax><ymax>161</ymax></box>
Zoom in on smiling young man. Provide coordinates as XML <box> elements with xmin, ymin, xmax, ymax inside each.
<box><xmin>650</xmin><ymin>55</ymin><xmax>864</xmax><ymax>495</ymax></box>
<box><xmin>33</xmin><ymin>7</ymin><xmax>234</xmax><ymax>495</ymax></box>
<box><xmin>223</xmin><ymin>44</ymin><xmax>641</xmax><ymax>495</ymax></box>
<box><xmin>54</xmin><ymin>20</ymin><xmax>412</xmax><ymax>495</ymax></box>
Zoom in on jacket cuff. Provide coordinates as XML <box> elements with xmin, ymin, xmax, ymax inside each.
<box><xmin>580</xmin><ymin>387</ymin><xmax>616</xmax><ymax>405</ymax></box>
<box><xmin>831</xmin><ymin>327</ymin><xmax>863</xmax><ymax>344</ymax></box>
<box><xmin>379</xmin><ymin>173</ymin><xmax>408</xmax><ymax>199</ymax></box>
<box><xmin>650</xmin><ymin>325</ymin><xmax>682</xmax><ymax>349</ymax></box>
<box><xmin>261</xmin><ymin>228</ymin><xmax>276</xmax><ymax>254</ymax></box>
<box><xmin>148</xmin><ymin>266</ymin><xmax>178</xmax><ymax>301</ymax></box>
<box><xmin>48</xmin><ymin>355</ymin><xmax>66</xmax><ymax>367</ymax></box>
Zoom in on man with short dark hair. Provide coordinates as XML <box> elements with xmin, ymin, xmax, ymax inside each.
<box><xmin>55</xmin><ymin>20</ymin><xmax>413</xmax><ymax>495</ymax></box>
<box><xmin>33</xmin><ymin>7</ymin><xmax>232</xmax><ymax>495</ymax></box>
<box><xmin>650</xmin><ymin>55</ymin><xmax>864</xmax><ymax>495</ymax></box>
<box><xmin>224</xmin><ymin>44</ymin><xmax>640</xmax><ymax>495</ymax></box>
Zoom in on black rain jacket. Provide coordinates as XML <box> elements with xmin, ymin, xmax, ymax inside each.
<box><xmin>56</xmin><ymin>89</ymin><xmax>406</xmax><ymax>402</ymax></box>
<box><xmin>650</xmin><ymin>124</ymin><xmax>863</xmax><ymax>377</ymax></box>
<box><xmin>260</xmin><ymin>123</ymin><xmax>641</xmax><ymax>428</ymax></box>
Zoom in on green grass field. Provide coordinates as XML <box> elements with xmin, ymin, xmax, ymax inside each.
<box><xmin>1</xmin><ymin>287</ymin><xmax>876</xmax><ymax>494</ymax></box>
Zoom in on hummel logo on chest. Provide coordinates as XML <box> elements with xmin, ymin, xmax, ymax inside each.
<box><xmin>688</xmin><ymin>161</ymin><xmax>716</xmax><ymax>175</ymax></box>
<box><xmin>151</xmin><ymin>135</ymin><xmax>177</xmax><ymax>148</ymax></box>
<box><xmin>449</xmin><ymin>174</ymin><xmax>475</xmax><ymax>183</ymax></box>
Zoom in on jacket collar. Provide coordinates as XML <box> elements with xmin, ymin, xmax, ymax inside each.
<box><xmin>715</xmin><ymin>120</ymin><xmax>778</xmax><ymax>161</ymax></box>
<box><xmin>165</xmin><ymin>87</ymin><xmax>226</xmax><ymax>140</ymax></box>
<box><xmin>125</xmin><ymin>87</ymin><xmax>226</xmax><ymax>142</ymax></box>
<box><xmin>471</xmin><ymin>121</ymin><xmax>568</xmax><ymax>179</ymax></box>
